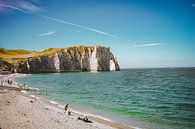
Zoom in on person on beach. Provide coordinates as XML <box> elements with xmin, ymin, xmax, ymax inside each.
<box><xmin>64</xmin><ymin>104</ymin><xmax>70</xmax><ymax>115</ymax></box>
<box><xmin>77</xmin><ymin>116</ymin><xmax>92</xmax><ymax>123</ymax></box>
<box><xmin>8</xmin><ymin>80</ymin><xmax>12</xmax><ymax>85</ymax></box>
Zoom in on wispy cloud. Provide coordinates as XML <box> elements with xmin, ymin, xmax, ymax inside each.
<box><xmin>17</xmin><ymin>0</ymin><xmax>42</xmax><ymax>12</ymax></box>
<box><xmin>1</xmin><ymin>2</ymin><xmax>119</xmax><ymax>38</ymax></box>
<box><xmin>1</xmin><ymin>4</ymin><xmax>29</xmax><ymax>13</ymax></box>
<box><xmin>130</xmin><ymin>43</ymin><xmax>164</xmax><ymax>48</ymax></box>
<box><xmin>0</xmin><ymin>0</ymin><xmax>42</xmax><ymax>12</ymax></box>
<box><xmin>38</xmin><ymin>31</ymin><xmax>56</xmax><ymax>37</ymax></box>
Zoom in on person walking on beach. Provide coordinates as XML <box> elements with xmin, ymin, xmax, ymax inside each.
<box><xmin>64</xmin><ymin>104</ymin><xmax>70</xmax><ymax>115</ymax></box>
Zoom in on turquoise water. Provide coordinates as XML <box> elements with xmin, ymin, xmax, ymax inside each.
<box><xmin>16</xmin><ymin>68</ymin><xmax>195</xmax><ymax>129</ymax></box>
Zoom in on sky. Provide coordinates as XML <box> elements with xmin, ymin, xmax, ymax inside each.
<box><xmin>0</xmin><ymin>0</ymin><xmax>195</xmax><ymax>68</ymax></box>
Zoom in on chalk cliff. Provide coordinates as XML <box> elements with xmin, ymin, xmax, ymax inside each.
<box><xmin>2</xmin><ymin>46</ymin><xmax>119</xmax><ymax>73</ymax></box>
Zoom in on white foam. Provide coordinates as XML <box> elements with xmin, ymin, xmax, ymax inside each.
<box><xmin>70</xmin><ymin>108</ymin><xmax>140</xmax><ymax>129</ymax></box>
<box><xmin>134</xmin><ymin>127</ymin><xmax>142</xmax><ymax>129</ymax></box>
<box><xmin>30</xmin><ymin>95</ymin><xmax>40</xmax><ymax>99</ymax></box>
<box><xmin>12</xmin><ymin>73</ymin><xmax>29</xmax><ymax>78</ymax></box>
<box><xmin>50</xmin><ymin>100</ymin><xmax>58</xmax><ymax>105</ymax></box>
<box><xmin>70</xmin><ymin>109</ymin><xmax>112</xmax><ymax>122</ymax></box>
<box><xmin>57</xmin><ymin>104</ymin><xmax>65</xmax><ymax>109</ymax></box>
<box><xmin>21</xmin><ymin>90</ymin><xmax>27</xmax><ymax>94</ymax></box>
<box><xmin>90</xmin><ymin>71</ymin><xmax>99</xmax><ymax>73</ymax></box>
<box><xmin>89</xmin><ymin>114</ymin><xmax>112</xmax><ymax>122</ymax></box>
<box><xmin>30</xmin><ymin>95</ymin><xmax>35</xmax><ymax>98</ymax></box>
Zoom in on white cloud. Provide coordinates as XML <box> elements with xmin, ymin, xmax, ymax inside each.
<box><xmin>18</xmin><ymin>1</ymin><xmax>42</xmax><ymax>12</ymax></box>
<box><xmin>130</xmin><ymin>43</ymin><xmax>164</xmax><ymax>48</ymax></box>
<box><xmin>2</xmin><ymin>4</ymin><xmax>119</xmax><ymax>38</ymax></box>
<box><xmin>0</xmin><ymin>0</ymin><xmax>42</xmax><ymax>13</ymax></box>
<box><xmin>38</xmin><ymin>31</ymin><xmax>56</xmax><ymax>37</ymax></box>
<box><xmin>2</xmin><ymin>4</ymin><xmax>29</xmax><ymax>13</ymax></box>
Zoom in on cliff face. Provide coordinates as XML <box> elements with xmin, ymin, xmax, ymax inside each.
<box><xmin>0</xmin><ymin>59</ymin><xmax>13</xmax><ymax>72</ymax></box>
<box><xmin>12</xmin><ymin>46</ymin><xmax>120</xmax><ymax>73</ymax></box>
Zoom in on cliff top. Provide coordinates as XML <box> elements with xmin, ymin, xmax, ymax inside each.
<box><xmin>0</xmin><ymin>46</ymin><xmax>106</xmax><ymax>63</ymax></box>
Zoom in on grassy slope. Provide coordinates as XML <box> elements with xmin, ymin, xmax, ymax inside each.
<box><xmin>0</xmin><ymin>46</ymin><xmax>94</xmax><ymax>63</ymax></box>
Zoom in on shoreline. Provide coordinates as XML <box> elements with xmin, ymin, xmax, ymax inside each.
<box><xmin>0</xmin><ymin>73</ymin><xmax>136</xmax><ymax>129</ymax></box>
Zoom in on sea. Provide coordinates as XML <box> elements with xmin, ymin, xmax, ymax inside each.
<box><xmin>16</xmin><ymin>68</ymin><xmax>195</xmax><ymax>129</ymax></box>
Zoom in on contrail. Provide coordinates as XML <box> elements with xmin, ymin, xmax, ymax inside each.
<box><xmin>3</xmin><ymin>4</ymin><xmax>119</xmax><ymax>38</ymax></box>
<box><xmin>34</xmin><ymin>13</ymin><xmax>119</xmax><ymax>38</ymax></box>
<box><xmin>130</xmin><ymin>43</ymin><xmax>164</xmax><ymax>48</ymax></box>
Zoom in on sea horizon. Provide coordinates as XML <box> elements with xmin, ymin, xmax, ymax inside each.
<box><xmin>121</xmin><ymin>67</ymin><xmax>195</xmax><ymax>69</ymax></box>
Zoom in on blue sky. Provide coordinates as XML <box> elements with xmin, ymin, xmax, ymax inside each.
<box><xmin>0</xmin><ymin>0</ymin><xmax>195</xmax><ymax>68</ymax></box>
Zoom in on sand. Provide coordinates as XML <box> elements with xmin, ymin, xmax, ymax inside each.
<box><xmin>0</xmin><ymin>74</ymin><xmax>134</xmax><ymax>129</ymax></box>
<box><xmin>0</xmin><ymin>90</ymin><xmax>116</xmax><ymax>129</ymax></box>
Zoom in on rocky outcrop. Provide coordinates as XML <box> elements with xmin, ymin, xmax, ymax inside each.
<box><xmin>12</xmin><ymin>46</ymin><xmax>120</xmax><ymax>73</ymax></box>
<box><xmin>0</xmin><ymin>59</ymin><xmax>13</xmax><ymax>72</ymax></box>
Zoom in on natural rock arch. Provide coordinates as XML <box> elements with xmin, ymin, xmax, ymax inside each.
<box><xmin>109</xmin><ymin>53</ymin><xmax>120</xmax><ymax>71</ymax></box>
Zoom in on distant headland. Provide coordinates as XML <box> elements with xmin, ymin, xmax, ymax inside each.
<box><xmin>0</xmin><ymin>46</ymin><xmax>120</xmax><ymax>73</ymax></box>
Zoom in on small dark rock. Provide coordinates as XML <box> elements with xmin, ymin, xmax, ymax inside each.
<box><xmin>6</xmin><ymin>101</ymin><xmax>10</xmax><ymax>105</ymax></box>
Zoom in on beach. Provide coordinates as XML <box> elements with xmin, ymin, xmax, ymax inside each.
<box><xmin>0</xmin><ymin>74</ymin><xmax>133</xmax><ymax>129</ymax></box>
<box><xmin>1</xmin><ymin>68</ymin><xmax>194</xmax><ymax>129</ymax></box>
